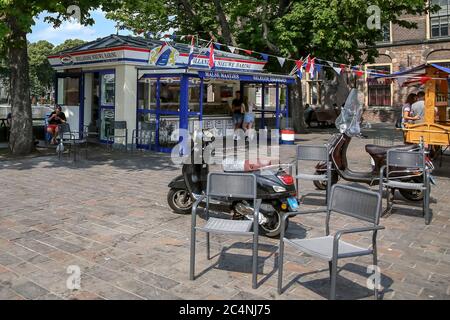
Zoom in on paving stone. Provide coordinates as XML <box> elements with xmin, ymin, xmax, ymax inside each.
<box><xmin>11</xmin><ymin>280</ymin><xmax>49</xmax><ymax>299</ymax></box>
<box><xmin>0</xmin><ymin>125</ymin><xmax>449</xmax><ymax>300</ymax></box>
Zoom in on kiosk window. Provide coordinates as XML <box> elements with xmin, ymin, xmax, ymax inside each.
<box><xmin>138</xmin><ymin>81</ymin><xmax>157</xmax><ymax>110</ymax></box>
<box><xmin>101</xmin><ymin>73</ymin><xmax>115</xmax><ymax>106</ymax></box>
<box><xmin>57</xmin><ymin>77</ymin><xmax>80</xmax><ymax>106</ymax></box>
<box><xmin>160</xmin><ymin>77</ymin><xmax>181</xmax><ymax>112</ymax></box>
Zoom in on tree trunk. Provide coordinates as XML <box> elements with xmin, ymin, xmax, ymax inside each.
<box><xmin>213</xmin><ymin>0</ymin><xmax>237</xmax><ymax>45</ymax></box>
<box><xmin>290</xmin><ymin>79</ymin><xmax>307</xmax><ymax>133</ymax></box>
<box><xmin>7</xmin><ymin>18</ymin><xmax>34</xmax><ymax>155</ymax></box>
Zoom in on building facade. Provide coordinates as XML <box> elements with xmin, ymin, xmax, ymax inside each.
<box><xmin>303</xmin><ymin>1</ymin><xmax>450</xmax><ymax>123</ymax></box>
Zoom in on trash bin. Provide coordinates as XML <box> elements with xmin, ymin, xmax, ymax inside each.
<box><xmin>280</xmin><ymin>128</ymin><xmax>295</xmax><ymax>145</ymax></box>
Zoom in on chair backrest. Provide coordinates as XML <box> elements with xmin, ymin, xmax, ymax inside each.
<box><xmin>207</xmin><ymin>172</ymin><xmax>257</xmax><ymax>200</ymax></box>
<box><xmin>328</xmin><ymin>184</ymin><xmax>381</xmax><ymax>224</ymax></box>
<box><xmin>387</xmin><ymin>149</ymin><xmax>424</xmax><ymax>170</ymax></box>
<box><xmin>114</xmin><ymin>121</ymin><xmax>127</xmax><ymax>130</ymax></box>
<box><xmin>58</xmin><ymin>123</ymin><xmax>71</xmax><ymax>134</ymax></box>
<box><xmin>140</xmin><ymin>122</ymin><xmax>155</xmax><ymax>131</ymax></box>
<box><xmin>296</xmin><ymin>145</ymin><xmax>328</xmax><ymax>161</ymax></box>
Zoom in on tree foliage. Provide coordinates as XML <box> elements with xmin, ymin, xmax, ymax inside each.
<box><xmin>0</xmin><ymin>0</ymin><xmax>120</xmax><ymax>155</ymax></box>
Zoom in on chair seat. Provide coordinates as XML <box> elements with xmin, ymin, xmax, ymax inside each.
<box><xmin>284</xmin><ymin>236</ymin><xmax>372</xmax><ymax>261</ymax></box>
<box><xmin>296</xmin><ymin>173</ymin><xmax>327</xmax><ymax>181</ymax></box>
<box><xmin>197</xmin><ymin>218</ymin><xmax>253</xmax><ymax>235</ymax></box>
<box><xmin>384</xmin><ymin>180</ymin><xmax>425</xmax><ymax>190</ymax></box>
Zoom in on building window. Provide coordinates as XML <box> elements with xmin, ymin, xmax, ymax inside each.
<box><xmin>381</xmin><ymin>23</ymin><xmax>391</xmax><ymax>42</ymax></box>
<box><xmin>431</xmin><ymin>0</ymin><xmax>449</xmax><ymax>38</ymax></box>
<box><xmin>367</xmin><ymin>65</ymin><xmax>392</xmax><ymax>107</ymax></box>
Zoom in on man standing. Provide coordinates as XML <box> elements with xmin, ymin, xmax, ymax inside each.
<box><xmin>231</xmin><ymin>91</ymin><xmax>244</xmax><ymax>140</ymax></box>
<box><xmin>411</xmin><ymin>91</ymin><xmax>425</xmax><ymax>124</ymax></box>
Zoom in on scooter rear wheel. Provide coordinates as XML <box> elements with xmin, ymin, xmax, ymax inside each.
<box><xmin>313</xmin><ymin>171</ymin><xmax>339</xmax><ymax>190</ymax></box>
<box><xmin>167</xmin><ymin>188</ymin><xmax>194</xmax><ymax>215</ymax></box>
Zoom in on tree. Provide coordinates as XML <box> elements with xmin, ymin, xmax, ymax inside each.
<box><xmin>28</xmin><ymin>40</ymin><xmax>54</xmax><ymax>102</ymax></box>
<box><xmin>0</xmin><ymin>1</ymin><xmax>120</xmax><ymax>155</ymax></box>
<box><xmin>52</xmin><ymin>39</ymin><xmax>86</xmax><ymax>54</ymax></box>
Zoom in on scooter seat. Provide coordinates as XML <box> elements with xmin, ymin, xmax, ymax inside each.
<box><xmin>365</xmin><ymin>144</ymin><xmax>416</xmax><ymax>157</ymax></box>
<box><xmin>222</xmin><ymin>158</ymin><xmax>272</xmax><ymax>172</ymax></box>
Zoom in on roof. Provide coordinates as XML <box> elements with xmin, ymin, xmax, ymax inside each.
<box><xmin>373</xmin><ymin>63</ymin><xmax>450</xmax><ymax>79</ymax></box>
<box><xmin>56</xmin><ymin>34</ymin><xmax>263</xmax><ymax>63</ymax></box>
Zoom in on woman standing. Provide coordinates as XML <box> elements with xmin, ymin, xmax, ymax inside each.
<box><xmin>402</xmin><ymin>93</ymin><xmax>419</xmax><ymax>128</ymax></box>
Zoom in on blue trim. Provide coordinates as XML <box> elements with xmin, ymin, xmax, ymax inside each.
<box><xmin>179</xmin><ymin>75</ymin><xmax>190</xmax><ymax>156</ymax></box>
<box><xmin>275</xmin><ymin>83</ymin><xmax>280</xmax><ymax>130</ymax></box>
<box><xmin>285</xmin><ymin>86</ymin><xmax>289</xmax><ymax>128</ymax></box>
<box><xmin>79</xmin><ymin>76</ymin><xmax>84</xmax><ymax>132</ymax></box>
<box><xmin>260</xmin><ymin>84</ymin><xmax>266</xmax><ymax>129</ymax></box>
<box><xmin>199</xmin><ymin>77</ymin><xmax>204</xmax><ymax>128</ymax></box>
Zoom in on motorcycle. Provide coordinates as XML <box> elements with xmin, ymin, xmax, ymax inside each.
<box><xmin>313</xmin><ymin>89</ymin><xmax>434</xmax><ymax>201</ymax></box>
<box><xmin>167</xmin><ymin>129</ymin><xmax>298</xmax><ymax>238</ymax></box>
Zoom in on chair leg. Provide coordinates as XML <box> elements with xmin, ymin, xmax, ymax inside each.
<box><xmin>206</xmin><ymin>232</ymin><xmax>210</xmax><ymax>260</ymax></box>
<box><xmin>373</xmin><ymin>251</ymin><xmax>379</xmax><ymax>300</ymax></box>
<box><xmin>328</xmin><ymin>261</ymin><xmax>332</xmax><ymax>277</ymax></box>
<box><xmin>252</xmin><ymin>232</ymin><xmax>258</xmax><ymax>289</ymax></box>
<box><xmin>277</xmin><ymin>239</ymin><xmax>285</xmax><ymax>294</ymax></box>
<box><xmin>189</xmin><ymin>227</ymin><xmax>196</xmax><ymax>281</ymax></box>
<box><xmin>424</xmin><ymin>186</ymin><xmax>431</xmax><ymax>225</ymax></box>
<box><xmin>329</xmin><ymin>259</ymin><xmax>338</xmax><ymax>300</ymax></box>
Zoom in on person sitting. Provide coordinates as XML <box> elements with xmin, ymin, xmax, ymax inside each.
<box><xmin>47</xmin><ymin>105</ymin><xmax>66</xmax><ymax>145</ymax></box>
<box><xmin>304</xmin><ymin>104</ymin><xmax>313</xmax><ymax>127</ymax></box>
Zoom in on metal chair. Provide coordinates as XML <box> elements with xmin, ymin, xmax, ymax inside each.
<box><xmin>190</xmin><ymin>172</ymin><xmax>262</xmax><ymax>289</ymax></box>
<box><xmin>107</xmin><ymin>121</ymin><xmax>128</xmax><ymax>151</ymax></box>
<box><xmin>379</xmin><ymin>148</ymin><xmax>431</xmax><ymax>225</ymax></box>
<box><xmin>294</xmin><ymin>144</ymin><xmax>332</xmax><ymax>205</ymax></box>
<box><xmin>131</xmin><ymin>122</ymin><xmax>155</xmax><ymax>152</ymax></box>
<box><xmin>57</xmin><ymin>123</ymin><xmax>88</xmax><ymax>161</ymax></box>
<box><xmin>278</xmin><ymin>184</ymin><xmax>384</xmax><ymax>300</ymax></box>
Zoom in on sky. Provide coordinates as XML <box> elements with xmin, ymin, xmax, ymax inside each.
<box><xmin>29</xmin><ymin>9</ymin><xmax>133</xmax><ymax>45</ymax></box>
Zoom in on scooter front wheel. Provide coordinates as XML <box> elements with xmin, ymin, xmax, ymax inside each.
<box><xmin>259</xmin><ymin>208</ymin><xmax>289</xmax><ymax>238</ymax></box>
<box><xmin>167</xmin><ymin>188</ymin><xmax>194</xmax><ymax>214</ymax></box>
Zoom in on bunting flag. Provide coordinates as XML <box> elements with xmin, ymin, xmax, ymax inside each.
<box><xmin>305</xmin><ymin>56</ymin><xmax>315</xmax><ymax>78</ymax></box>
<box><xmin>327</xmin><ymin>61</ymin><xmax>341</xmax><ymax>75</ymax></box>
<box><xmin>260</xmin><ymin>53</ymin><xmax>269</xmax><ymax>61</ymax></box>
<box><xmin>420</xmin><ymin>76</ymin><xmax>432</xmax><ymax>85</ymax></box>
<box><xmin>215</xmin><ymin>43</ymin><xmax>221</xmax><ymax>50</ymax></box>
<box><xmin>340</xmin><ymin>64</ymin><xmax>346</xmax><ymax>73</ymax></box>
<box><xmin>243</xmin><ymin>49</ymin><xmax>252</xmax><ymax>55</ymax></box>
<box><xmin>277</xmin><ymin>57</ymin><xmax>286</xmax><ymax>67</ymax></box>
<box><xmin>208</xmin><ymin>43</ymin><xmax>215</xmax><ymax>69</ymax></box>
<box><xmin>396</xmin><ymin>77</ymin><xmax>407</xmax><ymax>87</ymax></box>
<box><xmin>228</xmin><ymin>46</ymin><xmax>236</xmax><ymax>53</ymax></box>
<box><xmin>316</xmin><ymin>64</ymin><xmax>322</xmax><ymax>74</ymax></box>
<box><xmin>295</xmin><ymin>59</ymin><xmax>303</xmax><ymax>70</ymax></box>
<box><xmin>187</xmin><ymin>36</ymin><xmax>195</xmax><ymax>66</ymax></box>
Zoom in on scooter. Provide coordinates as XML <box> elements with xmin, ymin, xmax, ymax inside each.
<box><xmin>167</xmin><ymin>130</ymin><xmax>298</xmax><ymax>238</ymax></box>
<box><xmin>313</xmin><ymin>89</ymin><xmax>434</xmax><ymax>201</ymax></box>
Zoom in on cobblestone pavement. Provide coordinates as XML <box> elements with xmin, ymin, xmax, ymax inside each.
<box><xmin>0</xmin><ymin>124</ymin><xmax>449</xmax><ymax>300</ymax></box>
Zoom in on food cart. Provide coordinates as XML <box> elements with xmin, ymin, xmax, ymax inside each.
<box><xmin>401</xmin><ymin>64</ymin><xmax>450</xmax><ymax>147</ymax></box>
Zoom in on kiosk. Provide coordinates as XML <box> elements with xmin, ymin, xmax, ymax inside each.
<box><xmin>48</xmin><ymin>35</ymin><xmax>296</xmax><ymax>152</ymax></box>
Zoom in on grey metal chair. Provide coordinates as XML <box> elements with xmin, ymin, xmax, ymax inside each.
<box><xmin>295</xmin><ymin>144</ymin><xmax>332</xmax><ymax>205</ymax></box>
<box><xmin>131</xmin><ymin>122</ymin><xmax>155</xmax><ymax>152</ymax></box>
<box><xmin>379</xmin><ymin>148</ymin><xmax>431</xmax><ymax>225</ymax></box>
<box><xmin>57</xmin><ymin>123</ymin><xmax>88</xmax><ymax>161</ymax></box>
<box><xmin>108</xmin><ymin>121</ymin><xmax>128</xmax><ymax>151</ymax></box>
<box><xmin>190</xmin><ymin>172</ymin><xmax>262</xmax><ymax>289</ymax></box>
<box><xmin>278</xmin><ymin>184</ymin><xmax>385</xmax><ymax>300</ymax></box>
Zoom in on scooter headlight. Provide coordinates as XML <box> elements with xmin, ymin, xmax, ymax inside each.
<box><xmin>273</xmin><ymin>186</ymin><xmax>287</xmax><ymax>193</ymax></box>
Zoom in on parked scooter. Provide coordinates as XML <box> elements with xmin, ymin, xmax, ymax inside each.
<box><xmin>313</xmin><ymin>89</ymin><xmax>434</xmax><ymax>201</ymax></box>
<box><xmin>167</xmin><ymin>129</ymin><xmax>298</xmax><ymax>237</ymax></box>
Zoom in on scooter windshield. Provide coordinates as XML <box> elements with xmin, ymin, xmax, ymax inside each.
<box><xmin>335</xmin><ymin>89</ymin><xmax>363</xmax><ymax>137</ymax></box>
